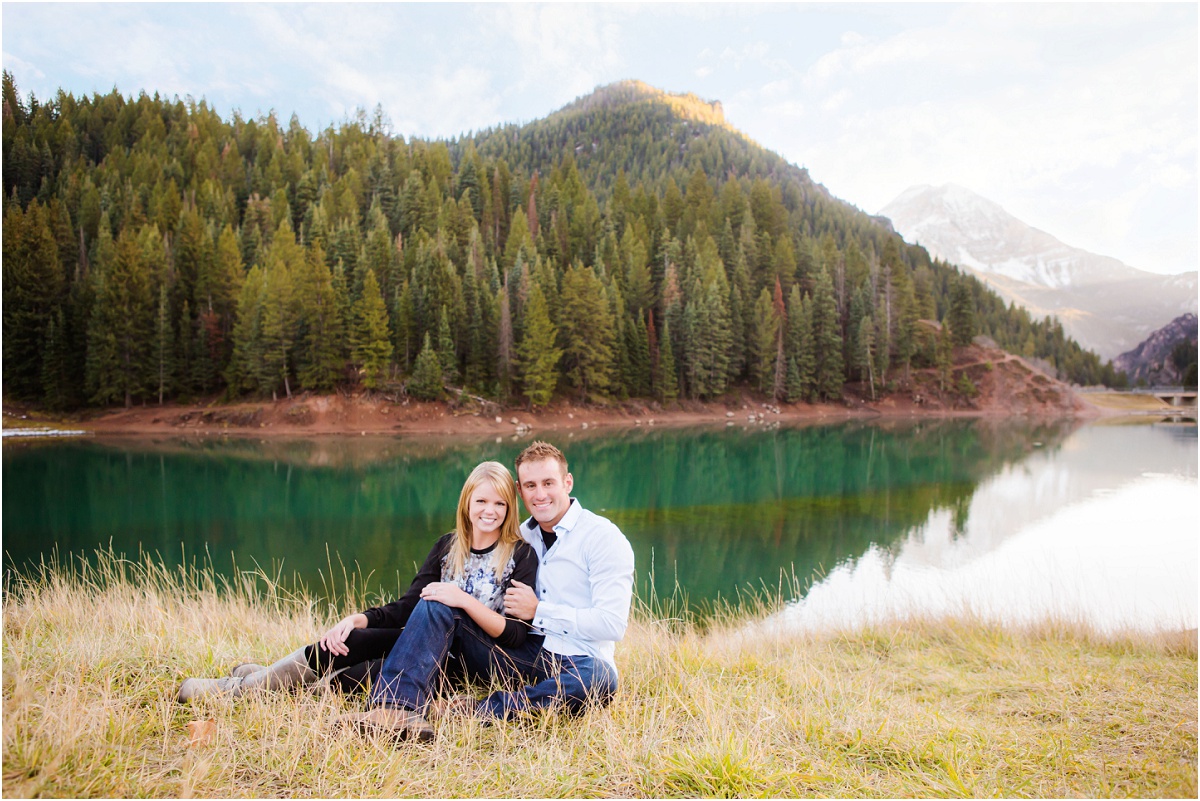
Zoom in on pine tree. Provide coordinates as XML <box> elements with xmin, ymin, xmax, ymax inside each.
<box><xmin>515</xmin><ymin>282</ymin><xmax>561</xmax><ymax>407</ymax></box>
<box><xmin>784</xmin><ymin>355</ymin><xmax>802</xmax><ymax>403</ymax></box>
<box><xmin>811</xmin><ymin>267</ymin><xmax>844</xmax><ymax>401</ymax></box>
<box><xmin>85</xmin><ymin>227</ymin><xmax>153</xmax><ymax>408</ymax></box>
<box><xmin>947</xmin><ymin>276</ymin><xmax>977</xmax><ymax>347</ymax></box>
<box><xmin>194</xmin><ymin>309</ymin><xmax>220</xmax><ymax>394</ymax></box>
<box><xmin>845</xmin><ymin>283</ymin><xmax>871</xmax><ymax>381</ymax></box>
<box><xmin>3</xmin><ymin>200</ymin><xmax>63</xmax><ymax>399</ymax></box>
<box><xmin>151</xmin><ymin>283</ymin><xmax>175</xmax><ymax>404</ymax></box>
<box><xmin>936</xmin><ymin>323</ymin><xmax>954</xmax><ymax>392</ymax></box>
<box><xmin>749</xmin><ymin>287</ymin><xmax>778</xmax><ymax>392</ymax></box>
<box><xmin>296</xmin><ymin>243</ymin><xmax>345</xmax><ymax>390</ymax></box>
<box><xmin>497</xmin><ymin>284</ymin><xmax>514</xmax><ymax>399</ymax></box>
<box><xmin>793</xmin><ymin>293</ymin><xmax>817</xmax><ymax>402</ymax></box>
<box><xmin>655</xmin><ymin>318</ymin><xmax>679</xmax><ymax>403</ymax></box>
<box><xmin>559</xmin><ymin>264</ymin><xmax>615</xmax><ymax>401</ymax></box>
<box><xmin>351</xmin><ymin>269</ymin><xmax>393</xmax><ymax>389</ymax></box>
<box><xmin>681</xmin><ymin>276</ymin><xmax>733</xmax><ymax>399</ymax></box>
<box><xmin>624</xmin><ymin>314</ymin><xmax>652</xmax><ymax>398</ymax></box>
<box><xmin>408</xmin><ymin>332</ymin><xmax>443</xmax><ymax>400</ymax></box>
<box><xmin>259</xmin><ymin>255</ymin><xmax>297</xmax><ymax>400</ymax></box>
<box><xmin>435</xmin><ymin>304</ymin><xmax>458</xmax><ymax>385</ymax></box>
<box><xmin>226</xmin><ymin>266</ymin><xmax>266</xmax><ymax>394</ymax></box>
<box><xmin>40</xmin><ymin>307</ymin><xmax>71</xmax><ymax>410</ymax></box>
<box><xmin>392</xmin><ymin>277</ymin><xmax>416</xmax><ymax>370</ymax></box>
<box><xmin>857</xmin><ymin>314</ymin><xmax>876</xmax><ymax>400</ymax></box>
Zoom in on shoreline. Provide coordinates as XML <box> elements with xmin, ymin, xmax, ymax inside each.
<box><xmin>3</xmin><ymin>394</ymin><xmax>1096</xmax><ymax>440</ymax></box>
<box><xmin>6</xmin><ymin>341</ymin><xmax>1190</xmax><ymax>441</ymax></box>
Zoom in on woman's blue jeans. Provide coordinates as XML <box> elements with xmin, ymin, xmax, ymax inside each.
<box><xmin>369</xmin><ymin>599</ymin><xmax>618</xmax><ymax>720</ymax></box>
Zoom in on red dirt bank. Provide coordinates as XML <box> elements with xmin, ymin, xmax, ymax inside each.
<box><xmin>8</xmin><ymin>345</ymin><xmax>1097</xmax><ymax>438</ymax></box>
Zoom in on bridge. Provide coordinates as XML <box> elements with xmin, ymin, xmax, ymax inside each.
<box><xmin>1128</xmin><ymin>387</ymin><xmax>1198</xmax><ymax>409</ymax></box>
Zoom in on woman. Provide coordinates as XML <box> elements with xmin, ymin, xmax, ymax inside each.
<box><xmin>176</xmin><ymin>461</ymin><xmax>538</xmax><ymax>703</ymax></box>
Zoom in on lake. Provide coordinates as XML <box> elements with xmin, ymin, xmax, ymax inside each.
<box><xmin>3</xmin><ymin>418</ymin><xmax>1195</xmax><ymax>633</ymax></box>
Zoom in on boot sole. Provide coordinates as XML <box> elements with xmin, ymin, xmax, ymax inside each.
<box><xmin>337</xmin><ymin>712</ymin><xmax>435</xmax><ymax>744</ymax></box>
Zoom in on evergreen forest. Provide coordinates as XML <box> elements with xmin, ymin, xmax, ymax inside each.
<box><xmin>2</xmin><ymin>75</ymin><xmax>1126</xmax><ymax>411</ymax></box>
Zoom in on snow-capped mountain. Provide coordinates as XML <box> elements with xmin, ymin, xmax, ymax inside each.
<box><xmin>879</xmin><ymin>184</ymin><xmax>1197</xmax><ymax>360</ymax></box>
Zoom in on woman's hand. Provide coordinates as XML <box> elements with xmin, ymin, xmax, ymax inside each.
<box><xmin>420</xmin><ymin>581</ymin><xmax>471</xmax><ymax>609</ymax></box>
<box><xmin>318</xmin><ymin>613</ymin><xmax>366</xmax><ymax>657</ymax></box>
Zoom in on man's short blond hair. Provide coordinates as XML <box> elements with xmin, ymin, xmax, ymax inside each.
<box><xmin>515</xmin><ymin>441</ymin><xmax>568</xmax><ymax>476</ymax></box>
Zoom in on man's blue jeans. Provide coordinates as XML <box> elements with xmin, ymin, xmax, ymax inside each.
<box><xmin>475</xmin><ymin>649</ymin><xmax>618</xmax><ymax>720</ymax></box>
<box><xmin>369</xmin><ymin>599</ymin><xmax>618</xmax><ymax>720</ymax></box>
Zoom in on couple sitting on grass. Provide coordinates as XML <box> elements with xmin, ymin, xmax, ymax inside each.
<box><xmin>177</xmin><ymin>441</ymin><xmax>635</xmax><ymax>742</ymax></box>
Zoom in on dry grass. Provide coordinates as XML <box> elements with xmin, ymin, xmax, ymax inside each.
<box><xmin>3</xmin><ymin>550</ymin><xmax>1196</xmax><ymax>798</ymax></box>
<box><xmin>1080</xmin><ymin>392</ymin><xmax>1175</xmax><ymax>412</ymax></box>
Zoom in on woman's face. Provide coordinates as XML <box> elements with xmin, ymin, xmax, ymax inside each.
<box><xmin>468</xmin><ymin>481</ymin><xmax>508</xmax><ymax>538</ymax></box>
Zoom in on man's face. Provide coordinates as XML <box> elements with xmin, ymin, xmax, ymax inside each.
<box><xmin>517</xmin><ymin>457</ymin><xmax>574</xmax><ymax>530</ymax></box>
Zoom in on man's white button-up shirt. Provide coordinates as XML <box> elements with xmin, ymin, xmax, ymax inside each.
<box><xmin>522</xmin><ymin>498</ymin><xmax>635</xmax><ymax>669</ymax></box>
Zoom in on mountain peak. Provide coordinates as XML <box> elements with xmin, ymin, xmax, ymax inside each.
<box><xmin>555</xmin><ymin>80</ymin><xmax>728</xmax><ymax>128</ymax></box>
<box><xmin>1114</xmin><ymin>313</ymin><xmax>1198</xmax><ymax>385</ymax></box>
<box><xmin>879</xmin><ymin>183</ymin><xmax>1131</xmax><ymax>289</ymax></box>
<box><xmin>879</xmin><ymin>183</ymin><xmax>1197</xmax><ymax>360</ymax></box>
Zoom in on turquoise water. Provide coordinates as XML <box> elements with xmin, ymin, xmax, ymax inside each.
<box><xmin>4</xmin><ymin>419</ymin><xmax>1194</xmax><ymax>625</ymax></box>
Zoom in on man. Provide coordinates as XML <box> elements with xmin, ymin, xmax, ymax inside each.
<box><xmin>338</xmin><ymin>440</ymin><xmax>635</xmax><ymax>740</ymax></box>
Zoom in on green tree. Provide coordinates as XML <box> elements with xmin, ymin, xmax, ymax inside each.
<box><xmin>856</xmin><ymin>314</ymin><xmax>877</xmax><ymax>400</ymax></box>
<box><xmin>151</xmin><ymin>284</ymin><xmax>175</xmax><ymax>404</ymax></box>
<box><xmin>39</xmin><ymin>307</ymin><xmax>72</xmax><ymax>410</ymax></box>
<box><xmin>624</xmin><ymin>314</ymin><xmax>652</xmax><ymax>398</ymax></box>
<box><xmin>785</xmin><ymin>285</ymin><xmax>814</xmax><ymax>402</ymax></box>
<box><xmin>515</xmin><ymin>282</ymin><xmax>561</xmax><ymax>407</ymax></box>
<box><xmin>2</xmin><ymin>200</ymin><xmax>63</xmax><ymax>399</ymax></box>
<box><xmin>936</xmin><ymin>325</ymin><xmax>954</xmax><ymax>392</ymax></box>
<box><xmin>811</xmin><ymin>267</ymin><xmax>844</xmax><ymax>401</ymax></box>
<box><xmin>85</xmin><ymin>227</ymin><xmax>153</xmax><ymax>408</ymax></box>
<box><xmin>749</xmin><ymin>287</ymin><xmax>778</xmax><ymax>392</ymax></box>
<box><xmin>226</xmin><ymin>266</ymin><xmax>266</xmax><ymax>395</ymax></box>
<box><xmin>408</xmin><ymin>332</ymin><xmax>443</xmax><ymax>400</ymax></box>
<box><xmin>296</xmin><ymin>243</ymin><xmax>345</xmax><ymax>391</ymax></box>
<box><xmin>559</xmin><ymin>264</ymin><xmax>615</xmax><ymax>401</ymax></box>
<box><xmin>947</xmin><ymin>276</ymin><xmax>977</xmax><ymax>347</ymax></box>
<box><xmin>655</xmin><ymin>317</ymin><xmax>679</xmax><ymax>403</ymax></box>
<box><xmin>435</xmin><ymin>304</ymin><xmax>458</xmax><ymax>385</ymax></box>
<box><xmin>259</xmin><ymin>247</ymin><xmax>299</xmax><ymax>399</ymax></box>
<box><xmin>350</xmin><ymin>269</ymin><xmax>393</xmax><ymax>389</ymax></box>
<box><xmin>681</xmin><ymin>276</ymin><xmax>733</xmax><ymax>399</ymax></box>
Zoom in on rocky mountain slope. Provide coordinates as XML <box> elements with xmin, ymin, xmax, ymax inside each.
<box><xmin>879</xmin><ymin>184</ymin><xmax>1197</xmax><ymax>360</ymax></box>
<box><xmin>1113</xmin><ymin>313</ymin><xmax>1198</xmax><ymax>386</ymax></box>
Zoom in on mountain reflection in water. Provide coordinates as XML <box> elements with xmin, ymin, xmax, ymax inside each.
<box><xmin>5</xmin><ymin>419</ymin><xmax>1192</xmax><ymax>628</ymax></box>
<box><xmin>774</xmin><ymin>422</ymin><xmax>1197</xmax><ymax>634</ymax></box>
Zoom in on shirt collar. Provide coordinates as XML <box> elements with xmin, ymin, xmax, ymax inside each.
<box><xmin>524</xmin><ymin>498</ymin><xmax>580</xmax><ymax>535</ymax></box>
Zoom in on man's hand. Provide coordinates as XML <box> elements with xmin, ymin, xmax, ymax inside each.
<box><xmin>504</xmin><ymin>580</ymin><xmax>539</xmax><ymax>620</ymax></box>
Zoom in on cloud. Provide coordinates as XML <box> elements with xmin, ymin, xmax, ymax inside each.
<box><xmin>485</xmin><ymin>4</ymin><xmax>626</xmax><ymax>99</ymax></box>
<box><xmin>2</xmin><ymin>51</ymin><xmax>44</xmax><ymax>81</ymax></box>
<box><xmin>1</xmin><ymin>3</ymin><xmax>1192</xmax><ymax>274</ymax></box>
<box><xmin>749</xmin><ymin>3</ymin><xmax>1197</xmax><ymax>274</ymax></box>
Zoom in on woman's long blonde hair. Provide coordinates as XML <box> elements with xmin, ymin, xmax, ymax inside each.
<box><xmin>446</xmin><ymin>461</ymin><xmax>523</xmax><ymax>582</ymax></box>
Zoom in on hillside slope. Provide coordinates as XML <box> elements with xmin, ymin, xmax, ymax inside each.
<box><xmin>2</xmin><ymin>75</ymin><xmax>1120</xmax><ymax>416</ymax></box>
<box><xmin>1113</xmin><ymin>313</ymin><xmax>1198</xmax><ymax>386</ymax></box>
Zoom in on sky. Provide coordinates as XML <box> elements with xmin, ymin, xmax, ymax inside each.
<box><xmin>2</xmin><ymin>2</ymin><xmax>1196</xmax><ymax>276</ymax></box>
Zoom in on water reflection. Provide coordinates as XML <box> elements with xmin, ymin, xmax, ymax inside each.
<box><xmin>776</xmin><ymin>422</ymin><xmax>1198</xmax><ymax>633</ymax></box>
<box><xmin>9</xmin><ymin>418</ymin><xmax>1181</xmax><ymax>626</ymax></box>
